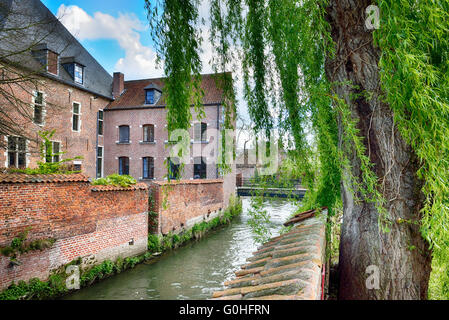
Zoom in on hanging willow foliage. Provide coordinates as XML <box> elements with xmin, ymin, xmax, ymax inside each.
<box><xmin>145</xmin><ymin>0</ymin><xmax>204</xmax><ymax>134</ymax></box>
<box><xmin>374</xmin><ymin>0</ymin><xmax>449</xmax><ymax>297</ymax></box>
<box><xmin>145</xmin><ymin>0</ymin><xmax>449</xmax><ymax>296</ymax></box>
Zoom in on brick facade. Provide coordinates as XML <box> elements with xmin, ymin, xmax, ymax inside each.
<box><xmin>104</xmin><ymin>105</ymin><xmax>222</xmax><ymax>181</ymax></box>
<box><xmin>0</xmin><ymin>175</ymin><xmax>148</xmax><ymax>290</ymax></box>
<box><xmin>0</xmin><ymin>71</ymin><xmax>111</xmax><ymax>179</ymax></box>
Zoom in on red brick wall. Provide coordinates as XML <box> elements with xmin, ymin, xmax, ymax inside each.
<box><xmin>0</xmin><ymin>68</ymin><xmax>111</xmax><ymax>179</ymax></box>
<box><xmin>149</xmin><ymin>180</ymin><xmax>224</xmax><ymax>235</ymax></box>
<box><xmin>0</xmin><ymin>179</ymin><xmax>148</xmax><ymax>290</ymax></box>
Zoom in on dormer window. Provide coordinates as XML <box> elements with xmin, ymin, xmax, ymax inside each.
<box><xmin>144</xmin><ymin>83</ymin><xmax>162</xmax><ymax>105</ymax></box>
<box><xmin>31</xmin><ymin>43</ymin><xmax>59</xmax><ymax>76</ymax></box>
<box><xmin>145</xmin><ymin>90</ymin><xmax>154</xmax><ymax>105</ymax></box>
<box><xmin>61</xmin><ymin>57</ymin><xmax>85</xmax><ymax>85</ymax></box>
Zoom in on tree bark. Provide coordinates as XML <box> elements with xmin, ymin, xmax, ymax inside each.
<box><xmin>324</xmin><ymin>0</ymin><xmax>431</xmax><ymax>299</ymax></box>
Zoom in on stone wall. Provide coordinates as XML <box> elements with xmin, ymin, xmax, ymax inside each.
<box><xmin>149</xmin><ymin>179</ymin><xmax>225</xmax><ymax>235</ymax></box>
<box><xmin>0</xmin><ymin>174</ymin><xmax>148</xmax><ymax>290</ymax></box>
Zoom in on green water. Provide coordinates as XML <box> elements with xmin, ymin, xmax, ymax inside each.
<box><xmin>62</xmin><ymin>197</ymin><xmax>297</xmax><ymax>300</ymax></box>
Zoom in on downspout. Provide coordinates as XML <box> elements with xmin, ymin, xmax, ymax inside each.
<box><xmin>216</xmin><ymin>104</ymin><xmax>220</xmax><ymax>179</ymax></box>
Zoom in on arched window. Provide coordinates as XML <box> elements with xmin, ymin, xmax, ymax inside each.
<box><xmin>119</xmin><ymin>125</ymin><xmax>130</xmax><ymax>143</ymax></box>
<box><xmin>143</xmin><ymin>157</ymin><xmax>154</xmax><ymax>179</ymax></box>
<box><xmin>143</xmin><ymin>124</ymin><xmax>155</xmax><ymax>142</ymax></box>
<box><xmin>119</xmin><ymin>157</ymin><xmax>129</xmax><ymax>175</ymax></box>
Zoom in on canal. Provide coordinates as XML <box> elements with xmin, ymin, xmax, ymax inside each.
<box><xmin>63</xmin><ymin>197</ymin><xmax>297</xmax><ymax>300</ymax></box>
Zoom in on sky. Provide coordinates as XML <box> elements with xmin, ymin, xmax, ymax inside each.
<box><xmin>41</xmin><ymin>0</ymin><xmax>253</xmax><ymax>148</ymax></box>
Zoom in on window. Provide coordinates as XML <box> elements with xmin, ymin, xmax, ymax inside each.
<box><xmin>119</xmin><ymin>125</ymin><xmax>130</xmax><ymax>143</ymax></box>
<box><xmin>143</xmin><ymin>157</ymin><xmax>154</xmax><ymax>179</ymax></box>
<box><xmin>97</xmin><ymin>146</ymin><xmax>103</xmax><ymax>178</ymax></box>
<box><xmin>194</xmin><ymin>122</ymin><xmax>207</xmax><ymax>142</ymax></box>
<box><xmin>98</xmin><ymin>110</ymin><xmax>104</xmax><ymax>135</ymax></box>
<box><xmin>74</xmin><ymin>64</ymin><xmax>83</xmax><ymax>84</ymax></box>
<box><xmin>72</xmin><ymin>102</ymin><xmax>80</xmax><ymax>131</ymax></box>
<box><xmin>45</xmin><ymin>141</ymin><xmax>60</xmax><ymax>163</ymax></box>
<box><xmin>168</xmin><ymin>157</ymin><xmax>180</xmax><ymax>179</ymax></box>
<box><xmin>143</xmin><ymin>124</ymin><xmax>154</xmax><ymax>142</ymax></box>
<box><xmin>194</xmin><ymin>157</ymin><xmax>206</xmax><ymax>179</ymax></box>
<box><xmin>119</xmin><ymin>157</ymin><xmax>129</xmax><ymax>175</ymax></box>
<box><xmin>145</xmin><ymin>90</ymin><xmax>154</xmax><ymax>105</ymax></box>
<box><xmin>33</xmin><ymin>91</ymin><xmax>44</xmax><ymax>125</ymax></box>
<box><xmin>7</xmin><ymin>136</ymin><xmax>26</xmax><ymax>168</ymax></box>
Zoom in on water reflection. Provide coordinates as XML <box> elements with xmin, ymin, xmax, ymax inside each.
<box><xmin>63</xmin><ymin>197</ymin><xmax>297</xmax><ymax>300</ymax></box>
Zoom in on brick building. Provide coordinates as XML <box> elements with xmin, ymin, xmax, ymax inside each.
<box><xmin>0</xmin><ymin>0</ymin><xmax>113</xmax><ymax>178</ymax></box>
<box><xmin>105</xmin><ymin>72</ymin><xmax>234</xmax><ymax>182</ymax></box>
<box><xmin>0</xmin><ymin>0</ymin><xmax>236</xmax><ymax>201</ymax></box>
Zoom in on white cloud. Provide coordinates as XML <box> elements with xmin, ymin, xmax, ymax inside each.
<box><xmin>56</xmin><ymin>3</ymin><xmax>249</xmax><ymax>127</ymax></box>
<box><xmin>56</xmin><ymin>4</ymin><xmax>162</xmax><ymax>79</ymax></box>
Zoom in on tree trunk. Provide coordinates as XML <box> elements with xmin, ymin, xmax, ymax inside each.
<box><xmin>324</xmin><ymin>0</ymin><xmax>431</xmax><ymax>300</ymax></box>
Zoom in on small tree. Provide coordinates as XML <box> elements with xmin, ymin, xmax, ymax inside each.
<box><xmin>8</xmin><ymin>130</ymin><xmax>82</xmax><ymax>175</ymax></box>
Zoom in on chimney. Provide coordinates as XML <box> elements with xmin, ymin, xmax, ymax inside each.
<box><xmin>113</xmin><ymin>72</ymin><xmax>124</xmax><ymax>99</ymax></box>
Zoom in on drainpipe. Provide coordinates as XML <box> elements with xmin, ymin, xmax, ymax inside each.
<box><xmin>216</xmin><ymin>104</ymin><xmax>220</xmax><ymax>179</ymax></box>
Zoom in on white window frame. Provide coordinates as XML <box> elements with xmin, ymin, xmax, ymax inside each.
<box><xmin>98</xmin><ymin>109</ymin><xmax>104</xmax><ymax>136</ymax></box>
<box><xmin>97</xmin><ymin>145</ymin><xmax>104</xmax><ymax>178</ymax></box>
<box><xmin>6</xmin><ymin>136</ymin><xmax>28</xmax><ymax>168</ymax></box>
<box><xmin>71</xmin><ymin>101</ymin><xmax>82</xmax><ymax>132</ymax></box>
<box><xmin>32</xmin><ymin>91</ymin><xmax>46</xmax><ymax>126</ymax></box>
<box><xmin>45</xmin><ymin>140</ymin><xmax>62</xmax><ymax>163</ymax></box>
<box><xmin>74</xmin><ymin>64</ymin><xmax>84</xmax><ymax>85</ymax></box>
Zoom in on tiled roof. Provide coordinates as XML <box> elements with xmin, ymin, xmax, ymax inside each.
<box><xmin>106</xmin><ymin>73</ymin><xmax>230</xmax><ymax>110</ymax></box>
<box><xmin>0</xmin><ymin>173</ymin><xmax>90</xmax><ymax>184</ymax></box>
<box><xmin>211</xmin><ymin>210</ymin><xmax>328</xmax><ymax>300</ymax></box>
<box><xmin>91</xmin><ymin>183</ymin><xmax>148</xmax><ymax>192</ymax></box>
<box><xmin>150</xmin><ymin>179</ymin><xmax>224</xmax><ymax>186</ymax></box>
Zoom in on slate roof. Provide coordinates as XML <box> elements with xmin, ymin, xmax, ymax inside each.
<box><xmin>211</xmin><ymin>209</ymin><xmax>328</xmax><ymax>300</ymax></box>
<box><xmin>0</xmin><ymin>0</ymin><xmax>113</xmax><ymax>99</ymax></box>
<box><xmin>106</xmin><ymin>73</ymin><xmax>230</xmax><ymax>110</ymax></box>
<box><xmin>0</xmin><ymin>173</ymin><xmax>89</xmax><ymax>183</ymax></box>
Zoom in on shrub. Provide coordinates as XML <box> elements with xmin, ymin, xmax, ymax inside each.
<box><xmin>92</xmin><ymin>174</ymin><xmax>137</xmax><ymax>187</ymax></box>
<box><xmin>148</xmin><ymin>234</ymin><xmax>161</xmax><ymax>253</ymax></box>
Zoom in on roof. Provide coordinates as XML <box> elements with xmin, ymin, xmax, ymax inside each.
<box><xmin>143</xmin><ymin>83</ymin><xmax>162</xmax><ymax>92</ymax></box>
<box><xmin>211</xmin><ymin>209</ymin><xmax>328</xmax><ymax>300</ymax></box>
<box><xmin>0</xmin><ymin>173</ymin><xmax>90</xmax><ymax>183</ymax></box>
<box><xmin>0</xmin><ymin>0</ymin><xmax>113</xmax><ymax>99</ymax></box>
<box><xmin>91</xmin><ymin>183</ymin><xmax>148</xmax><ymax>192</ymax></box>
<box><xmin>106</xmin><ymin>73</ymin><xmax>230</xmax><ymax>110</ymax></box>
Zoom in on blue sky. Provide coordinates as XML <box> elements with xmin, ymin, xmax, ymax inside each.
<box><xmin>41</xmin><ymin>0</ymin><xmax>159</xmax><ymax>79</ymax></box>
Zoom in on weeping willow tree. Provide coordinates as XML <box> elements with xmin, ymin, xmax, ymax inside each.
<box><xmin>146</xmin><ymin>0</ymin><xmax>449</xmax><ymax>299</ymax></box>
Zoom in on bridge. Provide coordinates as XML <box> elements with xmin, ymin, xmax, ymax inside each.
<box><xmin>236</xmin><ymin>176</ymin><xmax>307</xmax><ymax>199</ymax></box>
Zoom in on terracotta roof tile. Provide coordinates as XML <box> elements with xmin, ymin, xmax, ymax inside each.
<box><xmin>91</xmin><ymin>183</ymin><xmax>148</xmax><ymax>192</ymax></box>
<box><xmin>106</xmin><ymin>73</ymin><xmax>230</xmax><ymax>110</ymax></box>
<box><xmin>150</xmin><ymin>179</ymin><xmax>223</xmax><ymax>186</ymax></box>
<box><xmin>0</xmin><ymin>173</ymin><xmax>89</xmax><ymax>184</ymax></box>
<box><xmin>211</xmin><ymin>209</ymin><xmax>328</xmax><ymax>300</ymax></box>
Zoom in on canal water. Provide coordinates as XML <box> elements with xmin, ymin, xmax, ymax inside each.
<box><xmin>63</xmin><ymin>197</ymin><xmax>297</xmax><ymax>300</ymax></box>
